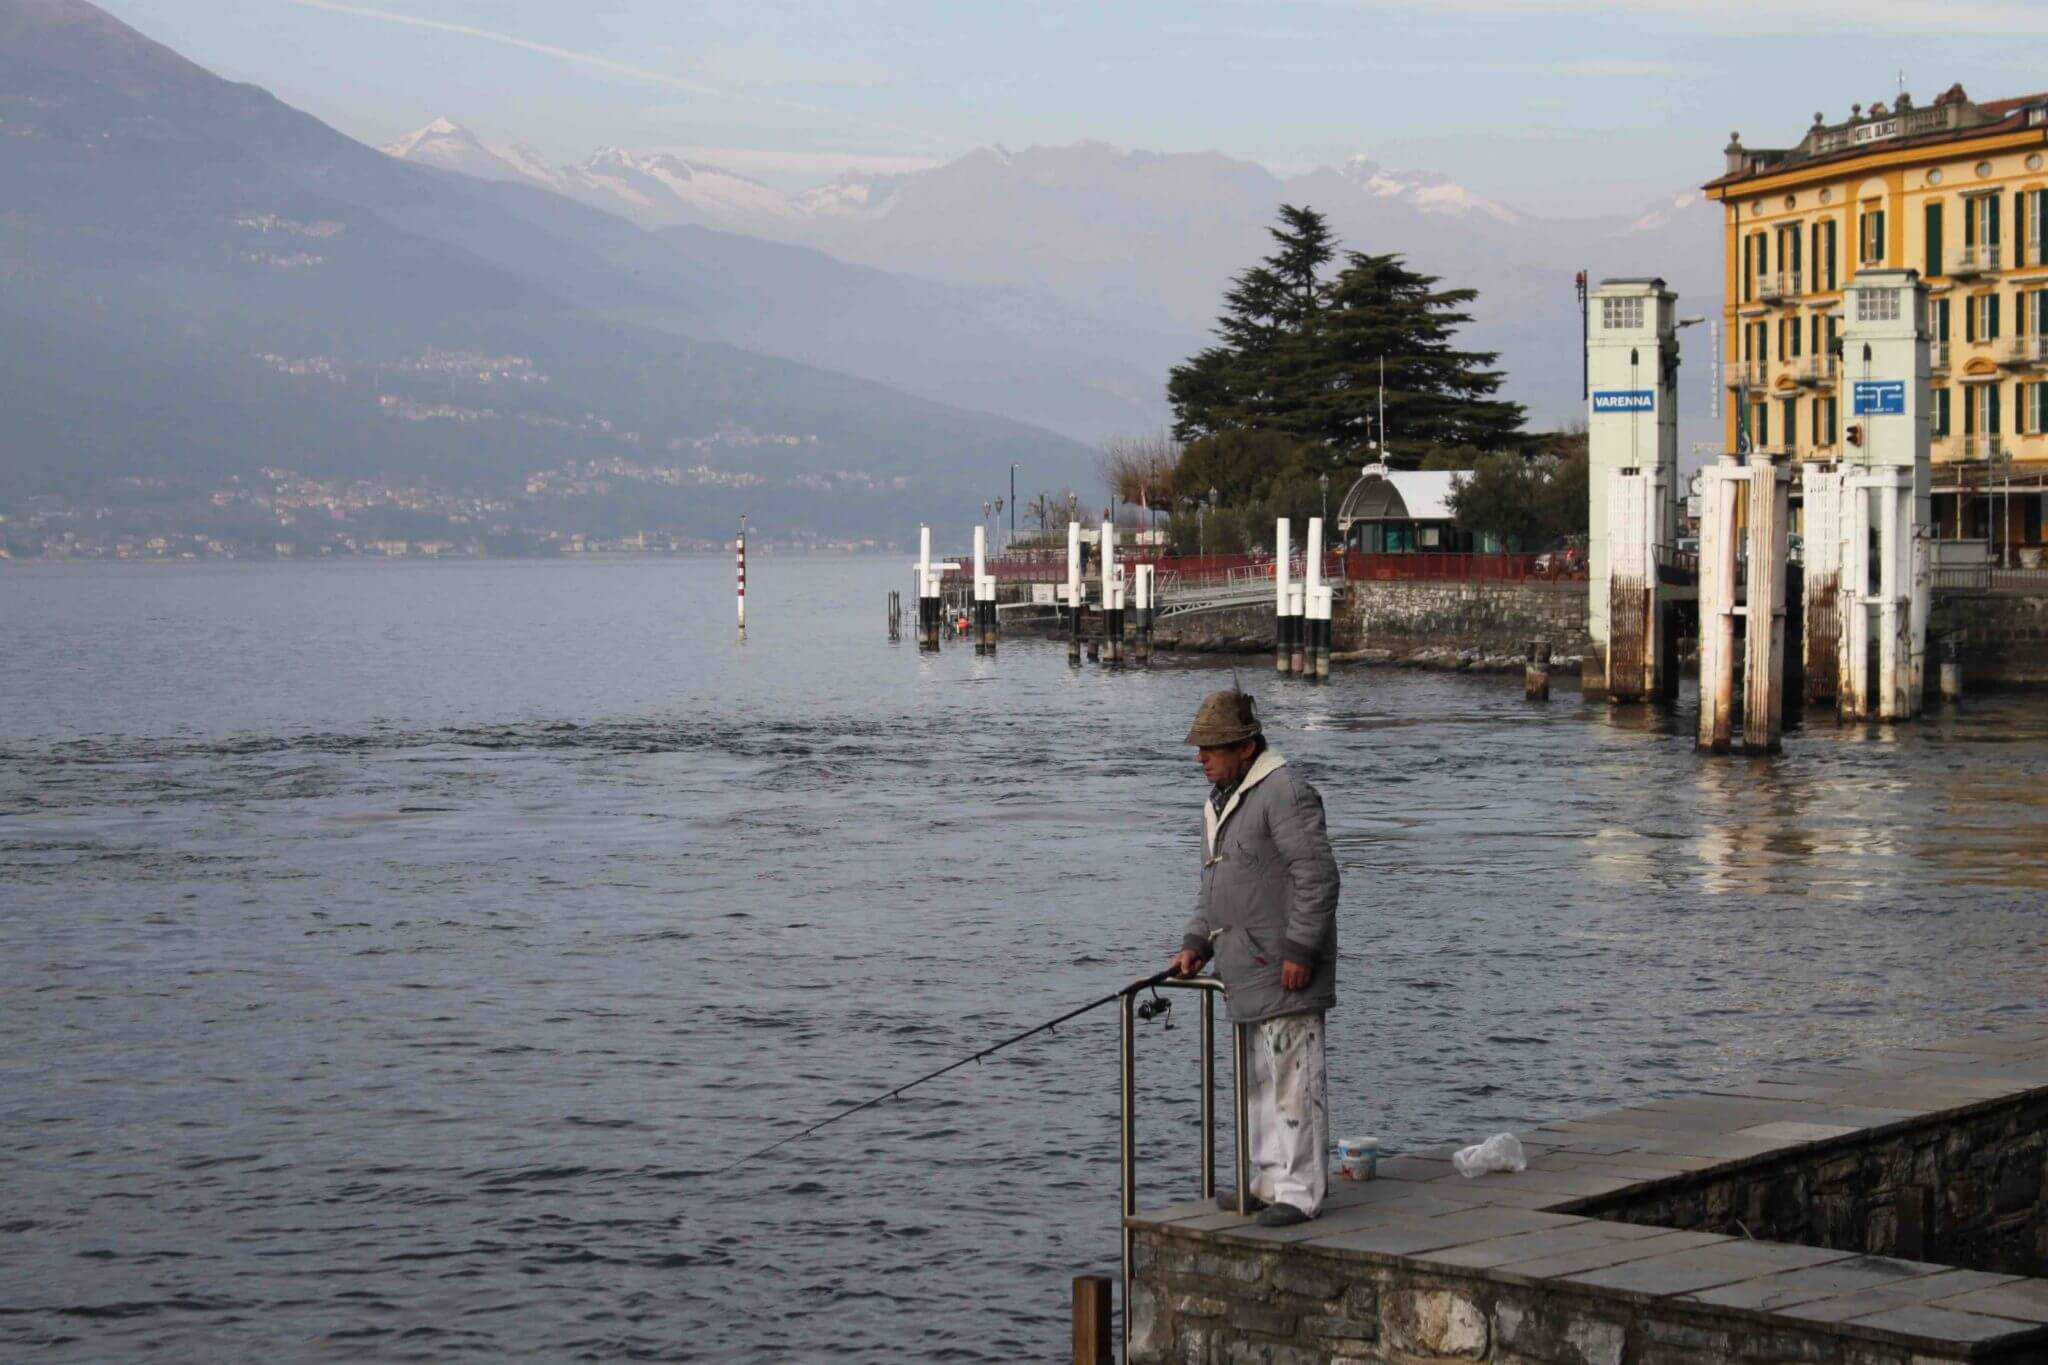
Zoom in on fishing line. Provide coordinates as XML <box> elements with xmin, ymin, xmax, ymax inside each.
<box><xmin>715</xmin><ymin>967</ymin><xmax>1183</xmax><ymax>1175</ymax></box>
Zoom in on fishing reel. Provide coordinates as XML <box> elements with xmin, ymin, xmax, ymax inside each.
<box><xmin>1136</xmin><ymin>990</ymin><xmax>1174</xmax><ymax>1030</ymax></box>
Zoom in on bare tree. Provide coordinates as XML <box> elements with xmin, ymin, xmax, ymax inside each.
<box><xmin>1098</xmin><ymin>430</ymin><xmax>1183</xmax><ymax>514</ymax></box>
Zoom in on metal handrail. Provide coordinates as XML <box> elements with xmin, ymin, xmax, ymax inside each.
<box><xmin>1119</xmin><ymin>973</ymin><xmax>1247</xmax><ymax>1359</ymax></box>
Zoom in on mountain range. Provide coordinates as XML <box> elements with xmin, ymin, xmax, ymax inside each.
<box><xmin>382</xmin><ymin>122</ymin><xmax>1725</xmax><ymax>448</ymax></box>
<box><xmin>1</xmin><ymin>0</ymin><xmax>1726</xmax><ymax>553</ymax></box>
<box><xmin>0</xmin><ymin>0</ymin><xmax>1103</xmax><ymax>545</ymax></box>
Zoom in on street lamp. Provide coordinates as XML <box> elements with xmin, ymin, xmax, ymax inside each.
<box><xmin>993</xmin><ymin>497</ymin><xmax>1004</xmax><ymax>553</ymax></box>
<box><xmin>1319</xmin><ymin>471</ymin><xmax>1329</xmax><ymax>523</ymax></box>
<box><xmin>1009</xmin><ymin>463</ymin><xmax>1019</xmax><ymax>541</ymax></box>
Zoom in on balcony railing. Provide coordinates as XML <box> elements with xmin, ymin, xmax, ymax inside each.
<box><xmin>1997</xmin><ymin>335</ymin><xmax>2047</xmax><ymax>368</ymax></box>
<box><xmin>1930</xmin><ymin>339</ymin><xmax>1950</xmax><ymax>371</ymax></box>
<box><xmin>1725</xmin><ymin>360</ymin><xmax>1767</xmax><ymax>390</ymax></box>
<box><xmin>1793</xmin><ymin>354</ymin><xmax>1836</xmax><ymax>385</ymax></box>
<box><xmin>1952</xmin><ymin>243</ymin><xmax>2001</xmax><ymax>275</ymax></box>
<box><xmin>1758</xmin><ymin>270</ymin><xmax>1802</xmax><ymax>302</ymax></box>
<box><xmin>1963</xmin><ymin>435</ymin><xmax>2006</xmax><ymax>460</ymax></box>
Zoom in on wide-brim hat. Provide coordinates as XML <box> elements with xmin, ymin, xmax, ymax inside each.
<box><xmin>1184</xmin><ymin>689</ymin><xmax>1262</xmax><ymax>746</ymax></box>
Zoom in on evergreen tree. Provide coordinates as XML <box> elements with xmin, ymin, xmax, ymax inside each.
<box><xmin>1168</xmin><ymin>205</ymin><xmax>1337</xmax><ymax>442</ymax></box>
<box><xmin>1313</xmin><ymin>253</ymin><xmax>1526</xmax><ymax>470</ymax></box>
<box><xmin>1167</xmin><ymin>208</ymin><xmax>1526</xmax><ymax>490</ymax></box>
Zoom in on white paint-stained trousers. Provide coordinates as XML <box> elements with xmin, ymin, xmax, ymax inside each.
<box><xmin>1247</xmin><ymin>1011</ymin><xmax>1328</xmax><ymax>1216</ymax></box>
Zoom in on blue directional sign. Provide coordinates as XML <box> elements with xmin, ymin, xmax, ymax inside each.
<box><xmin>1852</xmin><ymin>380</ymin><xmax>1905</xmax><ymax>416</ymax></box>
<box><xmin>1592</xmin><ymin>390</ymin><xmax>1656</xmax><ymax>413</ymax></box>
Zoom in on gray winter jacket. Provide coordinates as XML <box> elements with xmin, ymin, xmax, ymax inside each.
<box><xmin>1181</xmin><ymin>750</ymin><xmax>1340</xmax><ymax>1024</ymax></box>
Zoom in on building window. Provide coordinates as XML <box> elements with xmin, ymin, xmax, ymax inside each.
<box><xmin>1925</xmin><ymin>201</ymin><xmax>1943</xmax><ymax>277</ymax></box>
<box><xmin>1856</xmin><ymin>288</ymin><xmax>1900</xmax><ymax>323</ymax></box>
<box><xmin>1818</xmin><ymin>395</ymin><xmax>1838</xmax><ymax>445</ymax></box>
<box><xmin>1967</xmin><ymin>383</ymin><xmax>2001</xmax><ymax>437</ymax></box>
<box><xmin>1934</xmin><ymin>387</ymin><xmax>1951</xmax><ymax>437</ymax></box>
<box><xmin>1753</xmin><ymin>402</ymin><xmax>1770</xmax><ymax>448</ymax></box>
<box><xmin>1823</xmin><ymin>219</ymin><xmax>1838</xmax><ymax>290</ymax></box>
<box><xmin>1967</xmin><ymin>293</ymin><xmax>2001</xmax><ymax>342</ymax></box>
<box><xmin>1782</xmin><ymin>396</ymin><xmax>1798</xmax><ymax>449</ymax></box>
<box><xmin>1859</xmin><ymin>205</ymin><xmax>1887</xmax><ymax>265</ymax></box>
<box><xmin>1601</xmin><ymin>296</ymin><xmax>1644</xmax><ymax>330</ymax></box>
<box><xmin>2027</xmin><ymin>189</ymin><xmax>2048</xmax><ymax>268</ymax></box>
<box><xmin>1965</xmin><ymin>193</ymin><xmax>2001</xmax><ymax>257</ymax></box>
<box><xmin>2023</xmin><ymin>381</ymin><xmax>2047</xmax><ymax>435</ymax></box>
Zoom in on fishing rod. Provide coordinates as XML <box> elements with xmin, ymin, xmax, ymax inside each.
<box><xmin>715</xmin><ymin>967</ymin><xmax>1185</xmax><ymax>1176</ymax></box>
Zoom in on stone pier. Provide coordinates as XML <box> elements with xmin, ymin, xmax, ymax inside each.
<box><xmin>1127</xmin><ymin>1024</ymin><xmax>2048</xmax><ymax>1363</ymax></box>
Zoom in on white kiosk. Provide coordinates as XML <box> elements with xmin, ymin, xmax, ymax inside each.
<box><xmin>1586</xmin><ymin>279</ymin><xmax>1680</xmax><ymax>701</ymax></box>
<box><xmin>1833</xmin><ymin>269</ymin><xmax>1932</xmax><ymax>721</ymax></box>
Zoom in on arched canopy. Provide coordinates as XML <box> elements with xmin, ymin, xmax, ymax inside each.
<box><xmin>1336</xmin><ymin>462</ymin><xmax>1474</xmax><ymax>553</ymax></box>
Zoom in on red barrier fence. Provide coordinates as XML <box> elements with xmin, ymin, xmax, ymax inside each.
<box><xmin>969</xmin><ymin>549</ymin><xmax>1585</xmax><ymax>586</ymax></box>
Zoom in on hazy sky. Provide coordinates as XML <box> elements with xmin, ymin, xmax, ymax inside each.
<box><xmin>105</xmin><ymin>0</ymin><xmax>2048</xmax><ymax>214</ymax></box>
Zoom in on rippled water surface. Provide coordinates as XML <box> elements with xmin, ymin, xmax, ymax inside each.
<box><xmin>4</xmin><ymin>557</ymin><xmax>2047</xmax><ymax>1360</ymax></box>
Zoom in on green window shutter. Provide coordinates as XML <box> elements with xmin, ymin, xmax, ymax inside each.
<box><xmin>1742</xmin><ymin>235</ymin><xmax>1753</xmax><ymax>302</ymax></box>
<box><xmin>1759</xmin><ymin>231</ymin><xmax>1768</xmax><ymax>273</ymax></box>
<box><xmin>1935</xmin><ymin>298</ymin><xmax>1949</xmax><ymax>342</ymax></box>
<box><xmin>1991</xmin><ymin>293</ymin><xmax>2001</xmax><ymax>339</ymax></box>
<box><xmin>2016</xmin><ymin>192</ymin><xmax>2025</xmax><ymax>260</ymax></box>
<box><xmin>1757</xmin><ymin>403</ymin><xmax>1769</xmax><ymax>445</ymax></box>
<box><xmin>1937</xmin><ymin>387</ymin><xmax>1950</xmax><ymax>437</ymax></box>
<box><xmin>1966</xmin><ymin>298</ymin><xmax>1977</xmax><ymax>342</ymax></box>
<box><xmin>1966</xmin><ymin>387</ymin><xmax>1977</xmax><ymax>435</ymax></box>
<box><xmin>1926</xmin><ymin>202</ymin><xmax>1942</xmax><ymax>276</ymax></box>
<box><xmin>1965</xmin><ymin>199</ymin><xmax>1977</xmax><ymax>247</ymax></box>
<box><xmin>1990</xmin><ymin>194</ymin><xmax>2001</xmax><ymax>248</ymax></box>
<box><xmin>1991</xmin><ymin>383</ymin><xmax>2001</xmax><ymax>435</ymax></box>
<box><xmin>1784</xmin><ymin>397</ymin><xmax>1797</xmax><ymax>446</ymax></box>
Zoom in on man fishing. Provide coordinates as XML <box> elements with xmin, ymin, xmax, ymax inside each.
<box><xmin>1168</xmin><ymin>688</ymin><xmax>1339</xmax><ymax>1228</ymax></box>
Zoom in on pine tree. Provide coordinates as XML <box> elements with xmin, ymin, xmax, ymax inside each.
<box><xmin>1167</xmin><ymin>209</ymin><xmax>1527</xmax><ymax>489</ymax></box>
<box><xmin>1168</xmin><ymin>205</ymin><xmax>1337</xmax><ymax>442</ymax></box>
<box><xmin>1312</xmin><ymin>253</ymin><xmax>1525</xmax><ymax>470</ymax></box>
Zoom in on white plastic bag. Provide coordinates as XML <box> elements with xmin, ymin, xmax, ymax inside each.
<box><xmin>1451</xmin><ymin>1132</ymin><xmax>1526</xmax><ymax>1178</ymax></box>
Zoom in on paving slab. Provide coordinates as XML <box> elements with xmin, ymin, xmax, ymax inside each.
<box><xmin>1842</xmin><ymin>1303</ymin><xmax>2043</xmax><ymax>1346</ymax></box>
<box><xmin>1681</xmin><ymin>1255</ymin><xmax>1953</xmax><ymax>1312</ymax></box>
<box><xmin>1928</xmin><ymin>1279</ymin><xmax>2048</xmax><ymax>1324</ymax></box>
<box><xmin>1561</xmin><ymin>1240</ymin><xmax>1852</xmax><ymax>1298</ymax></box>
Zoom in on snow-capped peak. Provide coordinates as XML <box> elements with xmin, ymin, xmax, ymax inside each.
<box><xmin>562</xmin><ymin>147</ymin><xmax>795</xmax><ymax>223</ymax></box>
<box><xmin>382</xmin><ymin>117</ymin><xmax>561</xmax><ymax>190</ymax></box>
<box><xmin>1336</xmin><ymin>155</ymin><xmax>1525</xmax><ymax>225</ymax></box>
<box><xmin>1628</xmin><ymin>190</ymin><xmax>1704</xmax><ymax>234</ymax></box>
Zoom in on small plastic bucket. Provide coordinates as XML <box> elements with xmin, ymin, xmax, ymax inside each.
<box><xmin>1336</xmin><ymin>1136</ymin><xmax>1379</xmax><ymax>1181</ymax></box>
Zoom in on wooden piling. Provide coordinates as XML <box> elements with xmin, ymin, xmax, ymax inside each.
<box><xmin>1071</xmin><ymin>1275</ymin><xmax>1113</xmax><ymax>1365</ymax></box>
<box><xmin>1525</xmin><ymin>638</ymin><xmax>1551</xmax><ymax>701</ymax></box>
<box><xmin>887</xmin><ymin>590</ymin><xmax>900</xmax><ymax>641</ymax></box>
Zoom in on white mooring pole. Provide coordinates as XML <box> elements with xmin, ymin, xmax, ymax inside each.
<box><xmin>1274</xmin><ymin>517</ymin><xmax>1292</xmax><ymax>676</ymax></box>
<box><xmin>1100</xmin><ymin>519</ymin><xmax>1120</xmax><ymax>666</ymax></box>
<box><xmin>1066</xmin><ymin>520</ymin><xmax>1083</xmax><ymax>667</ymax></box>
<box><xmin>918</xmin><ymin>523</ymin><xmax>936</xmax><ymax>652</ymax></box>
<box><xmin>1305</xmin><ymin>516</ymin><xmax>1326</xmax><ymax>680</ymax></box>
<box><xmin>972</xmin><ymin>525</ymin><xmax>990</xmax><ymax>656</ymax></box>
<box><xmin>735</xmin><ymin>515</ymin><xmax>747</xmax><ymax>634</ymax></box>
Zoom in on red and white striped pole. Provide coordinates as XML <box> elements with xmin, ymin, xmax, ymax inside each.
<box><xmin>735</xmin><ymin>514</ymin><xmax>747</xmax><ymax>633</ymax></box>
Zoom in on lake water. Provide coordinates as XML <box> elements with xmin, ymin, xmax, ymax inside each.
<box><xmin>3</xmin><ymin>556</ymin><xmax>2046</xmax><ymax>1360</ymax></box>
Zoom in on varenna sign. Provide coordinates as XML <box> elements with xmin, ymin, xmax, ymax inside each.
<box><xmin>1592</xmin><ymin>390</ymin><xmax>1655</xmax><ymax>413</ymax></box>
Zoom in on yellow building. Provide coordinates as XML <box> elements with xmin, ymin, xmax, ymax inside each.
<box><xmin>1705</xmin><ymin>86</ymin><xmax>2048</xmax><ymax>557</ymax></box>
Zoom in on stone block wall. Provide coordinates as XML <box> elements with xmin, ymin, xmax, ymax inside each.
<box><xmin>1932</xmin><ymin>593</ymin><xmax>2048</xmax><ymax>686</ymax></box>
<box><xmin>1128</xmin><ymin>1231</ymin><xmax>1984</xmax><ymax>1364</ymax></box>
<box><xmin>1346</xmin><ymin>582</ymin><xmax>1590</xmax><ymax>671</ymax></box>
<box><xmin>1575</xmin><ymin>1093</ymin><xmax>2048</xmax><ymax>1277</ymax></box>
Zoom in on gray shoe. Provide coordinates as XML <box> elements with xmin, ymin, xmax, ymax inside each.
<box><xmin>1255</xmin><ymin>1203</ymin><xmax>1312</xmax><ymax>1228</ymax></box>
<box><xmin>1216</xmin><ymin>1192</ymin><xmax>1268</xmax><ymax>1214</ymax></box>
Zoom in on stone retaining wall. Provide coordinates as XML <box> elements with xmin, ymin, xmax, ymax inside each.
<box><xmin>1348</xmin><ymin>581</ymin><xmax>1589</xmax><ymax>672</ymax></box>
<box><xmin>1577</xmin><ymin>1091</ymin><xmax>2048</xmax><ymax>1277</ymax></box>
<box><xmin>1932</xmin><ymin>593</ymin><xmax>2048</xmax><ymax>686</ymax></box>
<box><xmin>1130</xmin><ymin>1230</ymin><xmax>2003</xmax><ymax>1364</ymax></box>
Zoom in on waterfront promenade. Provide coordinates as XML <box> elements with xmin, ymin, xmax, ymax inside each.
<box><xmin>1129</xmin><ymin>1024</ymin><xmax>2048</xmax><ymax>1363</ymax></box>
